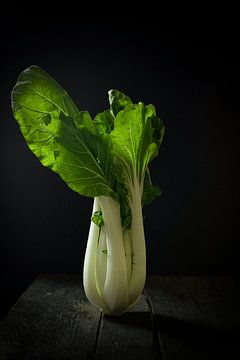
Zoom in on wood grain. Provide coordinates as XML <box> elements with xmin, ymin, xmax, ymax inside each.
<box><xmin>0</xmin><ymin>275</ymin><xmax>238</xmax><ymax>359</ymax></box>
<box><xmin>180</xmin><ymin>276</ymin><xmax>239</xmax><ymax>359</ymax></box>
<box><xmin>95</xmin><ymin>294</ymin><xmax>155</xmax><ymax>360</ymax></box>
<box><xmin>0</xmin><ymin>274</ymin><xmax>101</xmax><ymax>359</ymax></box>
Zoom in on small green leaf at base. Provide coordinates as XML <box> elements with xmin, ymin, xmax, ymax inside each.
<box><xmin>91</xmin><ymin>210</ymin><xmax>104</xmax><ymax>227</ymax></box>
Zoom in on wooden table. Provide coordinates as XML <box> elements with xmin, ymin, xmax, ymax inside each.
<box><xmin>0</xmin><ymin>275</ymin><xmax>238</xmax><ymax>359</ymax></box>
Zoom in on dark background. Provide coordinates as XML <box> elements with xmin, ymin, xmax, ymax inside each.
<box><xmin>0</xmin><ymin>15</ymin><xmax>239</xmax><ymax>320</ymax></box>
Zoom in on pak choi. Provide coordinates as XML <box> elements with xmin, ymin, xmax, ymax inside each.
<box><xmin>11</xmin><ymin>66</ymin><xmax>165</xmax><ymax>315</ymax></box>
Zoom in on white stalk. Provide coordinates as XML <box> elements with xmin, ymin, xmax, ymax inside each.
<box><xmin>99</xmin><ymin>196</ymin><xmax>129</xmax><ymax>315</ymax></box>
<box><xmin>128</xmin><ymin>175</ymin><xmax>146</xmax><ymax>303</ymax></box>
<box><xmin>83</xmin><ymin>197</ymin><xmax>107</xmax><ymax>310</ymax></box>
<box><xmin>123</xmin><ymin>229</ymin><xmax>132</xmax><ymax>282</ymax></box>
<box><xmin>96</xmin><ymin>228</ymin><xmax>107</xmax><ymax>294</ymax></box>
<box><xmin>83</xmin><ymin>183</ymin><xmax>146</xmax><ymax>315</ymax></box>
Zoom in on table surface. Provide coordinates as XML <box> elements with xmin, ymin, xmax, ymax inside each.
<box><xmin>0</xmin><ymin>275</ymin><xmax>239</xmax><ymax>359</ymax></box>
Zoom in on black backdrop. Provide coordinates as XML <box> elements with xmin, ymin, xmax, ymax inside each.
<box><xmin>0</xmin><ymin>17</ymin><xmax>239</xmax><ymax>319</ymax></box>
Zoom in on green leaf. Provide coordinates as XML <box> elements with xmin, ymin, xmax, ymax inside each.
<box><xmin>151</xmin><ymin>114</ymin><xmax>165</xmax><ymax>147</ymax></box>
<box><xmin>108</xmin><ymin>89</ymin><xmax>132</xmax><ymax>117</ymax></box>
<box><xmin>110</xmin><ymin>103</ymin><xmax>158</xmax><ymax>181</ymax></box>
<box><xmin>12</xmin><ymin>66</ymin><xmax>79</xmax><ymax>118</ymax></box>
<box><xmin>142</xmin><ymin>169</ymin><xmax>161</xmax><ymax>205</ymax></box>
<box><xmin>91</xmin><ymin>210</ymin><xmax>104</xmax><ymax>227</ymax></box>
<box><xmin>11</xmin><ymin>66</ymin><xmax>79</xmax><ymax>170</ymax></box>
<box><xmin>74</xmin><ymin>111</ymin><xmax>97</xmax><ymax>134</ymax></box>
<box><xmin>115</xmin><ymin>181</ymin><xmax>132</xmax><ymax>229</ymax></box>
<box><xmin>11</xmin><ymin>66</ymin><xmax>115</xmax><ymax>198</ymax></box>
<box><xmin>12</xmin><ymin>105</ymin><xmax>61</xmax><ymax>170</ymax></box>
<box><xmin>55</xmin><ymin>121</ymin><xmax>115</xmax><ymax>198</ymax></box>
<box><xmin>94</xmin><ymin>110</ymin><xmax>114</xmax><ymax>134</ymax></box>
<box><xmin>110</xmin><ymin>103</ymin><xmax>144</xmax><ymax>170</ymax></box>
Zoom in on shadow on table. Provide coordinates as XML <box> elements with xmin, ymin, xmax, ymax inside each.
<box><xmin>105</xmin><ymin>311</ymin><xmax>152</xmax><ymax>329</ymax></box>
<box><xmin>105</xmin><ymin>311</ymin><xmax>238</xmax><ymax>357</ymax></box>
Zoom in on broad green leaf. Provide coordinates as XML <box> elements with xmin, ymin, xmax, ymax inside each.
<box><xmin>12</xmin><ymin>104</ymin><xmax>60</xmax><ymax>170</ymax></box>
<box><xmin>11</xmin><ymin>66</ymin><xmax>115</xmax><ymax>198</ymax></box>
<box><xmin>108</xmin><ymin>89</ymin><xmax>132</xmax><ymax>117</ymax></box>
<box><xmin>110</xmin><ymin>103</ymin><xmax>145</xmax><ymax>170</ymax></box>
<box><xmin>12</xmin><ymin>66</ymin><xmax>79</xmax><ymax>117</ymax></box>
<box><xmin>11</xmin><ymin>66</ymin><xmax>79</xmax><ymax>170</ymax></box>
<box><xmin>110</xmin><ymin>103</ymin><xmax>158</xmax><ymax>181</ymax></box>
<box><xmin>55</xmin><ymin>121</ymin><xmax>115</xmax><ymax>198</ymax></box>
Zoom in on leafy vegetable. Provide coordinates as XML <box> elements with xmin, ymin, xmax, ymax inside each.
<box><xmin>12</xmin><ymin>66</ymin><xmax>165</xmax><ymax>315</ymax></box>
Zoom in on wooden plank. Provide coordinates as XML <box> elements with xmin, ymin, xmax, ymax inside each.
<box><xmin>1</xmin><ymin>275</ymin><xmax>238</xmax><ymax>359</ymax></box>
<box><xmin>0</xmin><ymin>274</ymin><xmax>101</xmax><ymax>360</ymax></box>
<box><xmin>146</xmin><ymin>276</ymin><xmax>210</xmax><ymax>360</ymax></box>
<box><xmin>179</xmin><ymin>276</ymin><xmax>239</xmax><ymax>358</ymax></box>
<box><xmin>95</xmin><ymin>293</ymin><xmax>156</xmax><ymax>360</ymax></box>
<box><xmin>179</xmin><ymin>276</ymin><xmax>239</xmax><ymax>329</ymax></box>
